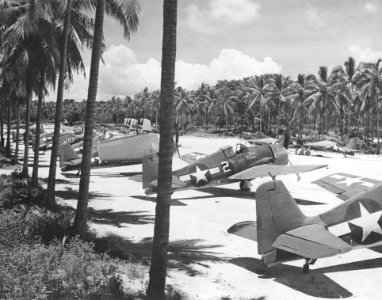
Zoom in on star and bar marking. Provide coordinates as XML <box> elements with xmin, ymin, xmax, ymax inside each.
<box><xmin>328</xmin><ymin>203</ymin><xmax>382</xmax><ymax>242</ymax></box>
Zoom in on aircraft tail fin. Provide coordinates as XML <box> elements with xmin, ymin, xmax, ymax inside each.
<box><xmin>58</xmin><ymin>142</ymin><xmax>81</xmax><ymax>168</ymax></box>
<box><xmin>142</xmin><ymin>153</ymin><xmax>159</xmax><ymax>189</ymax></box>
<box><xmin>256</xmin><ymin>180</ymin><xmax>307</xmax><ymax>255</ymax></box>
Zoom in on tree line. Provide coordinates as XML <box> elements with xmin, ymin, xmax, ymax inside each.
<box><xmin>22</xmin><ymin>59</ymin><xmax>382</xmax><ymax>154</ymax></box>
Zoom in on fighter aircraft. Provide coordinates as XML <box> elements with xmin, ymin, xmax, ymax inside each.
<box><xmin>228</xmin><ymin>174</ymin><xmax>382</xmax><ymax>273</ymax></box>
<box><xmin>138</xmin><ymin>143</ymin><xmax>326</xmax><ymax>195</ymax></box>
<box><xmin>59</xmin><ymin>132</ymin><xmax>159</xmax><ymax>173</ymax></box>
<box><xmin>295</xmin><ymin>138</ymin><xmax>360</xmax><ymax>157</ymax></box>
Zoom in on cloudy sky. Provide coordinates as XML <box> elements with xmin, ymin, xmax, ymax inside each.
<box><xmin>59</xmin><ymin>0</ymin><xmax>382</xmax><ymax>101</ymax></box>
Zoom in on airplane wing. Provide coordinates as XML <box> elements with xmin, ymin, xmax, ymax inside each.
<box><xmin>248</xmin><ymin>137</ymin><xmax>277</xmax><ymax>145</ymax></box>
<box><xmin>273</xmin><ymin>224</ymin><xmax>352</xmax><ymax>259</ymax></box>
<box><xmin>179</xmin><ymin>152</ymin><xmax>206</xmax><ymax>164</ymax></box>
<box><xmin>229</xmin><ymin>164</ymin><xmax>327</xmax><ymax>181</ymax></box>
<box><xmin>307</xmin><ymin>140</ymin><xmax>336</xmax><ymax>149</ymax></box>
<box><xmin>312</xmin><ymin>172</ymin><xmax>380</xmax><ymax>200</ymax></box>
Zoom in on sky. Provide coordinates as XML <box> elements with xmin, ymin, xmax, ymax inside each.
<box><xmin>58</xmin><ymin>0</ymin><xmax>382</xmax><ymax>101</ymax></box>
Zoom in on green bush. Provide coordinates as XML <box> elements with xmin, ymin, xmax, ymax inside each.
<box><xmin>0</xmin><ymin>209</ymin><xmax>147</xmax><ymax>299</ymax></box>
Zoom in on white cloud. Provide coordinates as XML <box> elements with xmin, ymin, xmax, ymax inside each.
<box><xmin>348</xmin><ymin>45</ymin><xmax>382</xmax><ymax>63</ymax></box>
<box><xmin>365</xmin><ymin>2</ymin><xmax>378</xmax><ymax>13</ymax></box>
<box><xmin>61</xmin><ymin>45</ymin><xmax>281</xmax><ymax>100</ymax></box>
<box><xmin>305</xmin><ymin>3</ymin><xmax>325</xmax><ymax>28</ymax></box>
<box><xmin>185</xmin><ymin>0</ymin><xmax>260</xmax><ymax>34</ymax></box>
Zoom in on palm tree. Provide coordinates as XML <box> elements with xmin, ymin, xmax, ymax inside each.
<box><xmin>247</xmin><ymin>75</ymin><xmax>271</xmax><ymax>133</ymax></box>
<box><xmin>353</xmin><ymin>60</ymin><xmax>382</xmax><ymax>154</ymax></box>
<box><xmin>73</xmin><ymin>0</ymin><xmax>140</xmax><ymax>238</ymax></box>
<box><xmin>304</xmin><ymin>67</ymin><xmax>340</xmax><ymax>134</ymax></box>
<box><xmin>147</xmin><ymin>0</ymin><xmax>177</xmax><ymax>298</ymax></box>
<box><xmin>290</xmin><ymin>74</ymin><xmax>306</xmax><ymax>140</ymax></box>
<box><xmin>265</xmin><ymin>74</ymin><xmax>299</xmax><ymax>130</ymax></box>
<box><xmin>174</xmin><ymin>87</ymin><xmax>193</xmax><ymax>131</ymax></box>
<box><xmin>344</xmin><ymin>57</ymin><xmax>356</xmax><ymax>135</ymax></box>
<box><xmin>46</xmin><ymin>0</ymin><xmax>74</xmax><ymax>208</ymax></box>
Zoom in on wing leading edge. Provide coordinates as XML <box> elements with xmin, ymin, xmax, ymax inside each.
<box><xmin>229</xmin><ymin>164</ymin><xmax>327</xmax><ymax>181</ymax></box>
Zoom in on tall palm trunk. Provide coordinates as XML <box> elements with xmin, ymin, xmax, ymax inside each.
<box><xmin>47</xmin><ymin>0</ymin><xmax>73</xmax><ymax>208</ymax></box>
<box><xmin>147</xmin><ymin>0</ymin><xmax>177</xmax><ymax>298</ymax></box>
<box><xmin>375</xmin><ymin>89</ymin><xmax>381</xmax><ymax>154</ymax></box>
<box><xmin>6</xmin><ymin>98</ymin><xmax>11</xmax><ymax>157</ymax></box>
<box><xmin>73</xmin><ymin>0</ymin><xmax>105</xmax><ymax>239</ymax></box>
<box><xmin>12</xmin><ymin>103</ymin><xmax>21</xmax><ymax>163</ymax></box>
<box><xmin>0</xmin><ymin>106</ymin><xmax>4</xmax><ymax>149</ymax></box>
<box><xmin>32</xmin><ymin>81</ymin><xmax>44</xmax><ymax>187</ymax></box>
<box><xmin>22</xmin><ymin>89</ymin><xmax>32</xmax><ymax>177</ymax></box>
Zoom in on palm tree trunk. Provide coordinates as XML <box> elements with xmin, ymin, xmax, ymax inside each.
<box><xmin>0</xmin><ymin>106</ymin><xmax>4</xmax><ymax>149</ymax></box>
<box><xmin>6</xmin><ymin>98</ymin><xmax>11</xmax><ymax>157</ymax></box>
<box><xmin>73</xmin><ymin>0</ymin><xmax>105</xmax><ymax>239</ymax></box>
<box><xmin>22</xmin><ymin>90</ymin><xmax>32</xmax><ymax>177</ymax></box>
<box><xmin>259</xmin><ymin>103</ymin><xmax>263</xmax><ymax>133</ymax></box>
<box><xmin>32</xmin><ymin>82</ymin><xmax>44</xmax><ymax>187</ymax></box>
<box><xmin>12</xmin><ymin>103</ymin><xmax>21</xmax><ymax>163</ymax></box>
<box><xmin>46</xmin><ymin>0</ymin><xmax>73</xmax><ymax>209</ymax></box>
<box><xmin>376</xmin><ymin>92</ymin><xmax>381</xmax><ymax>154</ymax></box>
<box><xmin>147</xmin><ymin>0</ymin><xmax>177</xmax><ymax>298</ymax></box>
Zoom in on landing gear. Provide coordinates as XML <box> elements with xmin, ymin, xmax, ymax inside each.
<box><xmin>302</xmin><ymin>258</ymin><xmax>317</xmax><ymax>274</ymax></box>
<box><xmin>305</xmin><ymin>150</ymin><xmax>311</xmax><ymax>156</ymax></box>
<box><xmin>239</xmin><ymin>180</ymin><xmax>252</xmax><ymax>191</ymax></box>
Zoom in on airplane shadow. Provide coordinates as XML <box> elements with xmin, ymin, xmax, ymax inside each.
<box><xmin>88</xmin><ymin>208</ymin><xmax>154</xmax><ymax>228</ymax></box>
<box><xmin>94</xmin><ymin>234</ymin><xmax>225</xmax><ymax>276</ymax></box>
<box><xmin>229</xmin><ymin>257</ymin><xmax>352</xmax><ymax>298</ymax></box>
<box><xmin>316</xmin><ymin>257</ymin><xmax>382</xmax><ymax>273</ymax></box>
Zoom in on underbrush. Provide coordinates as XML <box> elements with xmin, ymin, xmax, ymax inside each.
<box><xmin>0</xmin><ymin>172</ymin><xmax>148</xmax><ymax>299</ymax></box>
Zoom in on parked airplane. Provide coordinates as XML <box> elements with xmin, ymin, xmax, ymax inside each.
<box><xmin>137</xmin><ymin>143</ymin><xmax>326</xmax><ymax>195</ymax></box>
<box><xmin>296</xmin><ymin>139</ymin><xmax>360</xmax><ymax>157</ymax></box>
<box><xmin>229</xmin><ymin>174</ymin><xmax>382</xmax><ymax>273</ymax></box>
<box><xmin>58</xmin><ymin>133</ymin><xmax>159</xmax><ymax>173</ymax></box>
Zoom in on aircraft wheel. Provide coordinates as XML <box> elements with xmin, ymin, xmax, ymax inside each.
<box><xmin>305</xmin><ymin>151</ymin><xmax>311</xmax><ymax>156</ymax></box>
<box><xmin>240</xmin><ymin>180</ymin><xmax>251</xmax><ymax>191</ymax></box>
<box><xmin>297</xmin><ymin>149</ymin><xmax>304</xmax><ymax>155</ymax></box>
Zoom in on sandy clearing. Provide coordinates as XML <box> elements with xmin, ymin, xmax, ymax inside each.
<box><xmin>3</xmin><ymin>133</ymin><xmax>382</xmax><ymax>300</ymax></box>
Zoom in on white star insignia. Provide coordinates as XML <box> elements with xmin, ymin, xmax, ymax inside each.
<box><xmin>190</xmin><ymin>166</ymin><xmax>208</xmax><ymax>184</ymax></box>
<box><xmin>337</xmin><ymin>177</ymin><xmax>364</xmax><ymax>187</ymax></box>
<box><xmin>349</xmin><ymin>203</ymin><xmax>382</xmax><ymax>242</ymax></box>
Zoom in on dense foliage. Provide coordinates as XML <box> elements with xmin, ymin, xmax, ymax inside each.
<box><xmin>0</xmin><ymin>172</ymin><xmax>148</xmax><ymax>299</ymax></box>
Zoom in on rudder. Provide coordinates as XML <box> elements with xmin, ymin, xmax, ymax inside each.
<box><xmin>58</xmin><ymin>143</ymin><xmax>81</xmax><ymax>168</ymax></box>
<box><xmin>142</xmin><ymin>153</ymin><xmax>159</xmax><ymax>189</ymax></box>
<box><xmin>256</xmin><ymin>180</ymin><xmax>307</xmax><ymax>255</ymax></box>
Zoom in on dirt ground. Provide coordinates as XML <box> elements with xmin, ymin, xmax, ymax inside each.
<box><xmin>3</xmin><ymin>131</ymin><xmax>382</xmax><ymax>300</ymax></box>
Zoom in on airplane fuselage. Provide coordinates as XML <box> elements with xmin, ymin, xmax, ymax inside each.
<box><xmin>170</xmin><ymin>143</ymin><xmax>288</xmax><ymax>192</ymax></box>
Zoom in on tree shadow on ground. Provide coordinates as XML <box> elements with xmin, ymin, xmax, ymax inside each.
<box><xmin>55</xmin><ymin>188</ymin><xmax>112</xmax><ymax>201</ymax></box>
<box><xmin>94</xmin><ymin>234</ymin><xmax>225</xmax><ymax>276</ymax></box>
<box><xmin>229</xmin><ymin>257</ymin><xmax>352</xmax><ymax>298</ymax></box>
<box><xmin>88</xmin><ymin>208</ymin><xmax>155</xmax><ymax>228</ymax></box>
<box><xmin>40</xmin><ymin>177</ymin><xmax>74</xmax><ymax>185</ymax></box>
<box><xmin>130</xmin><ymin>195</ymin><xmax>187</xmax><ymax>206</ymax></box>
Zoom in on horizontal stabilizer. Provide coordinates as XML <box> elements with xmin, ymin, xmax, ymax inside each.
<box><xmin>229</xmin><ymin>164</ymin><xmax>327</xmax><ymax>181</ymax></box>
<box><xmin>130</xmin><ymin>175</ymin><xmax>143</xmax><ymax>182</ymax></box>
<box><xmin>149</xmin><ymin>176</ymin><xmax>187</xmax><ymax>189</ymax></box>
<box><xmin>227</xmin><ymin>221</ymin><xmax>257</xmax><ymax>241</ymax></box>
<box><xmin>273</xmin><ymin>224</ymin><xmax>351</xmax><ymax>259</ymax></box>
